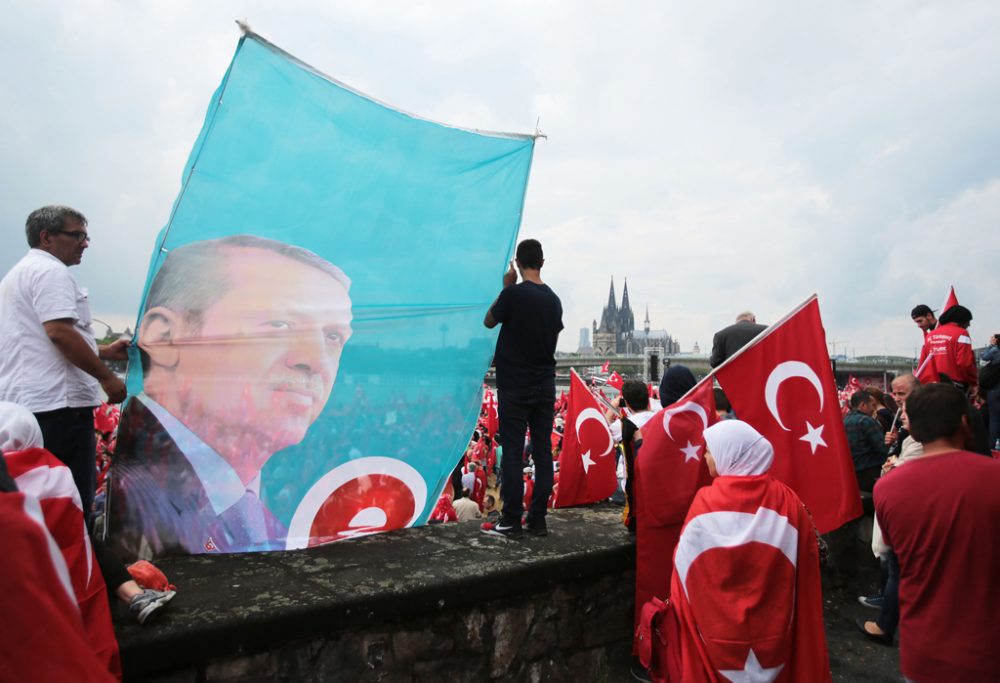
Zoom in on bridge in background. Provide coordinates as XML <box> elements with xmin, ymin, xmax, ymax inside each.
<box><xmin>486</xmin><ymin>353</ymin><xmax>917</xmax><ymax>389</ymax></box>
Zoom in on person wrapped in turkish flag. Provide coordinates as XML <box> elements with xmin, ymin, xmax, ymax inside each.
<box><xmin>633</xmin><ymin>373</ymin><xmax>715</xmax><ymax>658</ymax></box>
<box><xmin>1</xmin><ymin>403</ymin><xmax>120</xmax><ymax>679</ymax></box>
<box><xmin>665</xmin><ymin>420</ymin><xmax>830</xmax><ymax>683</ymax></box>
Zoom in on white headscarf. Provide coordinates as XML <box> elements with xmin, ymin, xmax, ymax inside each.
<box><xmin>702</xmin><ymin>420</ymin><xmax>774</xmax><ymax>476</ymax></box>
<box><xmin>0</xmin><ymin>402</ymin><xmax>44</xmax><ymax>453</ymax></box>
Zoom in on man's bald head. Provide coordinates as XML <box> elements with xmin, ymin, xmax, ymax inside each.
<box><xmin>891</xmin><ymin>374</ymin><xmax>919</xmax><ymax>405</ymax></box>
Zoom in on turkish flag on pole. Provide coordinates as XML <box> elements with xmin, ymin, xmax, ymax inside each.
<box><xmin>601</xmin><ymin>360</ymin><xmax>610</xmax><ymax>373</ymax></box>
<box><xmin>940</xmin><ymin>285</ymin><xmax>959</xmax><ymax>315</ymax></box>
<box><xmin>607</xmin><ymin>371</ymin><xmax>624</xmax><ymax>390</ymax></box>
<box><xmin>713</xmin><ymin>295</ymin><xmax>861</xmax><ymax>533</ymax></box>
<box><xmin>636</xmin><ymin>378</ymin><xmax>717</xmax><ymax>530</ymax></box>
<box><xmin>555</xmin><ymin>369</ymin><xmax>618</xmax><ymax>507</ymax></box>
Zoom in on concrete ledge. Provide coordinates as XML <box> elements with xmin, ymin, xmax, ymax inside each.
<box><xmin>116</xmin><ymin>505</ymin><xmax>633</xmax><ymax>680</ymax></box>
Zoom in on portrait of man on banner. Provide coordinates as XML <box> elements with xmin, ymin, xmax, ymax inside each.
<box><xmin>104</xmin><ymin>31</ymin><xmax>536</xmax><ymax>559</ymax></box>
<box><xmin>109</xmin><ymin>234</ymin><xmax>353</xmax><ymax>556</ymax></box>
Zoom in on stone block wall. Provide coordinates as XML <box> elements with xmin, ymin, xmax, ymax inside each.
<box><xmin>161</xmin><ymin>572</ymin><xmax>634</xmax><ymax>683</ymax></box>
<box><xmin>117</xmin><ymin>506</ymin><xmax>636</xmax><ymax>682</ymax></box>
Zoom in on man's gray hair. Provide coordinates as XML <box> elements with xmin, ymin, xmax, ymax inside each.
<box><xmin>144</xmin><ymin>234</ymin><xmax>350</xmax><ymax>333</ymax></box>
<box><xmin>736</xmin><ymin>311</ymin><xmax>756</xmax><ymax>323</ymax></box>
<box><xmin>26</xmin><ymin>205</ymin><xmax>87</xmax><ymax>248</ymax></box>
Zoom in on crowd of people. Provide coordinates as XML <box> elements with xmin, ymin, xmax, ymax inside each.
<box><xmin>3</xmin><ymin>207</ymin><xmax>999</xmax><ymax>683</ymax></box>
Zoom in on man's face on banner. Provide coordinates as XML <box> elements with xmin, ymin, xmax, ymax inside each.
<box><xmin>143</xmin><ymin>247</ymin><xmax>352</xmax><ymax>460</ymax></box>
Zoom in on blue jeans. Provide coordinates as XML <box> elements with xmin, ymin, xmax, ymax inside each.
<box><xmin>876</xmin><ymin>551</ymin><xmax>900</xmax><ymax>637</ymax></box>
<box><xmin>987</xmin><ymin>385</ymin><xmax>1000</xmax><ymax>449</ymax></box>
<box><xmin>497</xmin><ymin>385</ymin><xmax>555</xmax><ymax>524</ymax></box>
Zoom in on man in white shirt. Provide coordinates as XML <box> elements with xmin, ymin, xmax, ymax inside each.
<box><xmin>0</xmin><ymin>206</ymin><xmax>128</xmax><ymax>514</ymax></box>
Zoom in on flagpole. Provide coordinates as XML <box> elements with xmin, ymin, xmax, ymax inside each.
<box><xmin>572</xmin><ymin>367</ymin><xmax>622</xmax><ymax>417</ymax></box>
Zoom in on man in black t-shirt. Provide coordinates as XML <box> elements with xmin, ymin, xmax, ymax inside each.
<box><xmin>482</xmin><ymin>239</ymin><xmax>563</xmax><ymax>539</ymax></box>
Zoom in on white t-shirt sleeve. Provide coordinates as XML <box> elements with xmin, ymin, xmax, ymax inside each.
<box><xmin>610</xmin><ymin>418</ymin><xmax>622</xmax><ymax>443</ymax></box>
<box><xmin>31</xmin><ymin>266</ymin><xmax>78</xmax><ymax>323</ymax></box>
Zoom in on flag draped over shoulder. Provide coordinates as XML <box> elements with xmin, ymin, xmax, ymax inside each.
<box><xmin>667</xmin><ymin>475</ymin><xmax>831</xmax><ymax>682</ymax></box>
<box><xmin>110</xmin><ymin>30</ymin><xmax>537</xmax><ymax>555</ymax></box>
<box><xmin>555</xmin><ymin>370</ymin><xmax>617</xmax><ymax>507</ymax></box>
<box><xmin>633</xmin><ymin>378</ymin><xmax>715</xmax><ymax>655</ymax></box>
<box><xmin>714</xmin><ymin>296</ymin><xmax>861</xmax><ymax>533</ymax></box>
<box><xmin>5</xmin><ymin>449</ymin><xmax>120</xmax><ymax>679</ymax></box>
<box><xmin>0</xmin><ymin>491</ymin><xmax>116</xmax><ymax>683</ymax></box>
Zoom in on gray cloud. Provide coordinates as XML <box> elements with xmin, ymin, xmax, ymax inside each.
<box><xmin>2</xmin><ymin>1</ymin><xmax>997</xmax><ymax>356</ymax></box>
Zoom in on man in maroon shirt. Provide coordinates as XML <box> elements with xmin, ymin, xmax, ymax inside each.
<box><xmin>874</xmin><ymin>383</ymin><xmax>1000</xmax><ymax>682</ymax></box>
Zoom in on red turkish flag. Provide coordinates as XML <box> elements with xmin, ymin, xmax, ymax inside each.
<box><xmin>0</xmin><ymin>491</ymin><xmax>117</xmax><ymax>683</ymax></box>
<box><xmin>713</xmin><ymin>295</ymin><xmax>861</xmax><ymax>533</ymax></box>
<box><xmin>940</xmin><ymin>285</ymin><xmax>958</xmax><ymax>315</ymax></box>
<box><xmin>666</xmin><ymin>476</ymin><xmax>831</xmax><ymax>682</ymax></box>
<box><xmin>601</xmin><ymin>360</ymin><xmax>610</xmax><ymax>373</ymax></box>
<box><xmin>483</xmin><ymin>387</ymin><xmax>499</xmax><ymax>439</ymax></box>
<box><xmin>607</xmin><ymin>371</ymin><xmax>624</xmax><ymax>390</ymax></box>
<box><xmin>4</xmin><ymin>448</ymin><xmax>121</xmax><ymax>679</ymax></box>
<box><xmin>555</xmin><ymin>369</ymin><xmax>617</xmax><ymax>507</ymax></box>
<box><xmin>632</xmin><ymin>377</ymin><xmax>715</xmax><ymax>652</ymax></box>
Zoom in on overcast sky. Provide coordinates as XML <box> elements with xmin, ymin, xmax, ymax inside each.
<box><xmin>3</xmin><ymin>1</ymin><xmax>998</xmax><ymax>358</ymax></box>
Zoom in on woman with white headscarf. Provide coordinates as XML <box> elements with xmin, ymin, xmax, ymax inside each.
<box><xmin>0</xmin><ymin>401</ymin><xmax>44</xmax><ymax>453</ymax></box>
<box><xmin>662</xmin><ymin>420</ymin><xmax>831</xmax><ymax>683</ymax></box>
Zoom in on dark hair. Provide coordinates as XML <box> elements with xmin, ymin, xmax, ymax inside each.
<box><xmin>713</xmin><ymin>387</ymin><xmax>731</xmax><ymax>412</ymax></box>
<box><xmin>938</xmin><ymin>304</ymin><xmax>972</xmax><ymax>328</ymax></box>
<box><xmin>515</xmin><ymin>239</ymin><xmax>544</xmax><ymax>270</ymax></box>
<box><xmin>458</xmin><ymin>487</ymin><xmax>469</xmax><ymax>499</ymax></box>
<box><xmin>26</xmin><ymin>205</ymin><xmax>87</xmax><ymax>248</ymax></box>
<box><xmin>911</xmin><ymin>304</ymin><xmax>933</xmax><ymax>318</ymax></box>
<box><xmin>659</xmin><ymin>365</ymin><xmax>696</xmax><ymax>407</ymax></box>
<box><xmin>621</xmin><ymin>380</ymin><xmax>649</xmax><ymax>411</ymax></box>
<box><xmin>905</xmin><ymin>383</ymin><xmax>967</xmax><ymax>443</ymax></box>
<box><xmin>864</xmin><ymin>387</ymin><xmax>886</xmax><ymax>405</ymax></box>
<box><xmin>850</xmin><ymin>391</ymin><xmax>873</xmax><ymax>409</ymax></box>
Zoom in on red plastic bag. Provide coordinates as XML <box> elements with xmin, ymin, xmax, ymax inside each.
<box><xmin>127</xmin><ymin>560</ymin><xmax>176</xmax><ymax>592</ymax></box>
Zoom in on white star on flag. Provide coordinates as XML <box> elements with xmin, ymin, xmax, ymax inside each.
<box><xmin>798</xmin><ymin>421</ymin><xmax>827</xmax><ymax>454</ymax></box>
<box><xmin>680</xmin><ymin>440</ymin><xmax>702</xmax><ymax>462</ymax></box>
<box><xmin>581</xmin><ymin>449</ymin><xmax>595</xmax><ymax>473</ymax></box>
<box><xmin>719</xmin><ymin>648</ymin><xmax>784</xmax><ymax>683</ymax></box>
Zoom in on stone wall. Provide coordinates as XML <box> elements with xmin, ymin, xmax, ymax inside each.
<box><xmin>160</xmin><ymin>571</ymin><xmax>633</xmax><ymax>683</ymax></box>
<box><xmin>117</xmin><ymin>506</ymin><xmax>635</xmax><ymax>682</ymax></box>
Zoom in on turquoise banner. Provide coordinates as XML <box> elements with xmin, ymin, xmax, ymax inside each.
<box><xmin>107</xmin><ymin>32</ymin><xmax>534</xmax><ymax>556</ymax></box>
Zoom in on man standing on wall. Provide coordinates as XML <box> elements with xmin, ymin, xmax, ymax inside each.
<box><xmin>482</xmin><ymin>239</ymin><xmax>563</xmax><ymax>539</ymax></box>
<box><xmin>0</xmin><ymin>206</ymin><xmax>127</xmax><ymax>516</ymax></box>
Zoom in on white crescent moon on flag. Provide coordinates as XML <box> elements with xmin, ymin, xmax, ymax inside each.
<box><xmin>285</xmin><ymin>456</ymin><xmax>427</xmax><ymax>550</ymax></box>
<box><xmin>662</xmin><ymin>401</ymin><xmax>709</xmax><ymax>441</ymax></box>
<box><xmin>575</xmin><ymin>407</ymin><xmax>613</xmax><ymax>458</ymax></box>
<box><xmin>764</xmin><ymin>361</ymin><xmax>825</xmax><ymax>431</ymax></box>
<box><xmin>674</xmin><ymin>508</ymin><xmax>799</xmax><ymax>597</ymax></box>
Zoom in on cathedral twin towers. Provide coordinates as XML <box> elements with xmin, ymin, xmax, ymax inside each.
<box><xmin>591</xmin><ymin>277</ymin><xmax>679</xmax><ymax>356</ymax></box>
